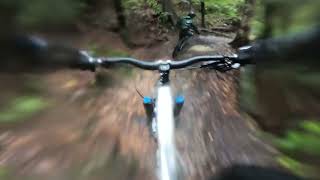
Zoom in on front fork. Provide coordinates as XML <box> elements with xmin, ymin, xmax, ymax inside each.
<box><xmin>143</xmin><ymin>95</ymin><xmax>185</xmax><ymax>136</ymax></box>
<box><xmin>174</xmin><ymin>95</ymin><xmax>184</xmax><ymax>117</ymax></box>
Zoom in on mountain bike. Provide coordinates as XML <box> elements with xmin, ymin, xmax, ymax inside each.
<box><xmin>78</xmin><ymin>51</ymin><xmax>246</xmax><ymax>180</ymax></box>
<box><xmin>172</xmin><ymin>33</ymin><xmax>195</xmax><ymax>58</ymax></box>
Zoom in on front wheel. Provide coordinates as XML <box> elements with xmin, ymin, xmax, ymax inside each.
<box><xmin>151</xmin><ymin>117</ymin><xmax>158</xmax><ymax>140</ymax></box>
<box><xmin>155</xmin><ymin>85</ymin><xmax>179</xmax><ymax>180</ymax></box>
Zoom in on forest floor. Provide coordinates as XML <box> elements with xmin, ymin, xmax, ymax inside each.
<box><xmin>0</xmin><ymin>28</ymin><xmax>278</xmax><ymax>180</ymax></box>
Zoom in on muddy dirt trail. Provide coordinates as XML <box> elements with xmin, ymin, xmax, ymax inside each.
<box><xmin>171</xmin><ymin>36</ymin><xmax>277</xmax><ymax>179</ymax></box>
<box><xmin>0</xmin><ymin>32</ymin><xmax>277</xmax><ymax>180</ymax></box>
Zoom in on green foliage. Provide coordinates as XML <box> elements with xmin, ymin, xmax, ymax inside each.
<box><xmin>250</xmin><ymin>0</ymin><xmax>264</xmax><ymax>39</ymax></box>
<box><xmin>274</xmin><ymin>121</ymin><xmax>320</xmax><ymax>155</ymax></box>
<box><xmin>302</xmin><ymin>121</ymin><xmax>320</xmax><ymax>136</ymax></box>
<box><xmin>205</xmin><ymin>0</ymin><xmax>244</xmax><ymax>17</ymax></box>
<box><xmin>277</xmin><ymin>156</ymin><xmax>316</xmax><ymax>177</ymax></box>
<box><xmin>146</xmin><ymin>0</ymin><xmax>162</xmax><ymax>14</ymax></box>
<box><xmin>0</xmin><ymin>166</ymin><xmax>11</xmax><ymax>180</ymax></box>
<box><xmin>124</xmin><ymin>0</ymin><xmax>171</xmax><ymax>25</ymax></box>
<box><xmin>192</xmin><ymin>0</ymin><xmax>245</xmax><ymax>25</ymax></box>
<box><xmin>272</xmin><ymin>121</ymin><xmax>320</xmax><ymax>178</ymax></box>
<box><xmin>251</xmin><ymin>0</ymin><xmax>320</xmax><ymax>39</ymax></box>
<box><xmin>0</xmin><ymin>96</ymin><xmax>49</xmax><ymax>123</ymax></box>
<box><xmin>123</xmin><ymin>0</ymin><xmax>246</xmax><ymax>26</ymax></box>
<box><xmin>123</xmin><ymin>0</ymin><xmax>144</xmax><ymax>10</ymax></box>
<box><xmin>272</xmin><ymin>0</ymin><xmax>319</xmax><ymax>37</ymax></box>
<box><xmin>123</xmin><ymin>0</ymin><xmax>161</xmax><ymax>14</ymax></box>
<box><xmin>0</xmin><ymin>0</ymin><xmax>87</xmax><ymax>28</ymax></box>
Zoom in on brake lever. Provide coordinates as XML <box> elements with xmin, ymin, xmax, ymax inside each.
<box><xmin>200</xmin><ymin>60</ymin><xmax>230</xmax><ymax>72</ymax></box>
<box><xmin>200</xmin><ymin>58</ymin><xmax>241</xmax><ymax>72</ymax></box>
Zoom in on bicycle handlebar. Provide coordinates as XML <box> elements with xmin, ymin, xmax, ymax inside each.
<box><xmin>99</xmin><ymin>57</ymin><xmax>159</xmax><ymax>70</ymax></box>
<box><xmin>88</xmin><ymin>54</ymin><xmax>241</xmax><ymax>71</ymax></box>
<box><xmin>1</xmin><ymin>34</ymin><xmax>254</xmax><ymax>73</ymax></box>
<box><xmin>5</xmin><ymin>26</ymin><xmax>319</xmax><ymax>73</ymax></box>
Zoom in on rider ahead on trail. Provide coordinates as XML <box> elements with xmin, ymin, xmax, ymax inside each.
<box><xmin>177</xmin><ymin>11</ymin><xmax>200</xmax><ymax>40</ymax></box>
<box><xmin>173</xmin><ymin>11</ymin><xmax>200</xmax><ymax>58</ymax></box>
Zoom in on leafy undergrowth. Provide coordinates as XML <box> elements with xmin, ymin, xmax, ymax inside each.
<box><xmin>193</xmin><ymin>0</ymin><xmax>244</xmax><ymax>26</ymax></box>
<box><xmin>123</xmin><ymin>0</ymin><xmax>245</xmax><ymax>27</ymax></box>
<box><xmin>0</xmin><ymin>96</ymin><xmax>49</xmax><ymax>123</ymax></box>
<box><xmin>0</xmin><ymin>166</ymin><xmax>11</xmax><ymax>180</ymax></box>
<box><xmin>250</xmin><ymin>0</ymin><xmax>320</xmax><ymax>39</ymax></box>
<box><xmin>272</xmin><ymin>121</ymin><xmax>320</xmax><ymax>178</ymax></box>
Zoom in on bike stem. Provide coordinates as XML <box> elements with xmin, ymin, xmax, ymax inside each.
<box><xmin>159</xmin><ymin>63</ymin><xmax>171</xmax><ymax>85</ymax></box>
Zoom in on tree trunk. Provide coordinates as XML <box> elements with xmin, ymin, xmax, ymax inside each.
<box><xmin>113</xmin><ymin>0</ymin><xmax>126</xmax><ymax>29</ymax></box>
<box><xmin>200</xmin><ymin>0</ymin><xmax>206</xmax><ymax>28</ymax></box>
<box><xmin>229</xmin><ymin>0</ymin><xmax>256</xmax><ymax>48</ymax></box>
<box><xmin>85</xmin><ymin>0</ymin><xmax>108</xmax><ymax>12</ymax></box>
<box><xmin>188</xmin><ymin>0</ymin><xmax>193</xmax><ymax>11</ymax></box>
<box><xmin>261</xmin><ymin>1</ymin><xmax>276</xmax><ymax>39</ymax></box>
<box><xmin>113</xmin><ymin>0</ymin><xmax>133</xmax><ymax>46</ymax></box>
<box><xmin>161</xmin><ymin>0</ymin><xmax>178</xmax><ymax>26</ymax></box>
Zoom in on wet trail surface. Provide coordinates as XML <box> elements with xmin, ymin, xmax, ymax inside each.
<box><xmin>0</xmin><ymin>32</ymin><xmax>277</xmax><ymax>180</ymax></box>
<box><xmin>171</xmin><ymin>36</ymin><xmax>277</xmax><ymax>179</ymax></box>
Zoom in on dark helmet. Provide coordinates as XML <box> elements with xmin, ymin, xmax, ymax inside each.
<box><xmin>188</xmin><ymin>11</ymin><xmax>196</xmax><ymax>18</ymax></box>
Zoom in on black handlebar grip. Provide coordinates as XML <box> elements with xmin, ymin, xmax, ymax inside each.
<box><xmin>39</xmin><ymin>46</ymin><xmax>96</xmax><ymax>71</ymax></box>
<box><xmin>240</xmin><ymin>27</ymin><xmax>320</xmax><ymax>65</ymax></box>
<box><xmin>1</xmin><ymin>35</ymin><xmax>52</xmax><ymax>72</ymax></box>
<box><xmin>39</xmin><ymin>46</ymin><xmax>85</xmax><ymax>70</ymax></box>
<box><xmin>2</xmin><ymin>35</ymin><xmax>96</xmax><ymax>72</ymax></box>
<box><xmin>236</xmin><ymin>46</ymin><xmax>255</xmax><ymax>65</ymax></box>
<box><xmin>72</xmin><ymin>51</ymin><xmax>96</xmax><ymax>71</ymax></box>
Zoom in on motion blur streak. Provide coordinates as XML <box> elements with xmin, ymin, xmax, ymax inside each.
<box><xmin>156</xmin><ymin>85</ymin><xmax>178</xmax><ymax>180</ymax></box>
